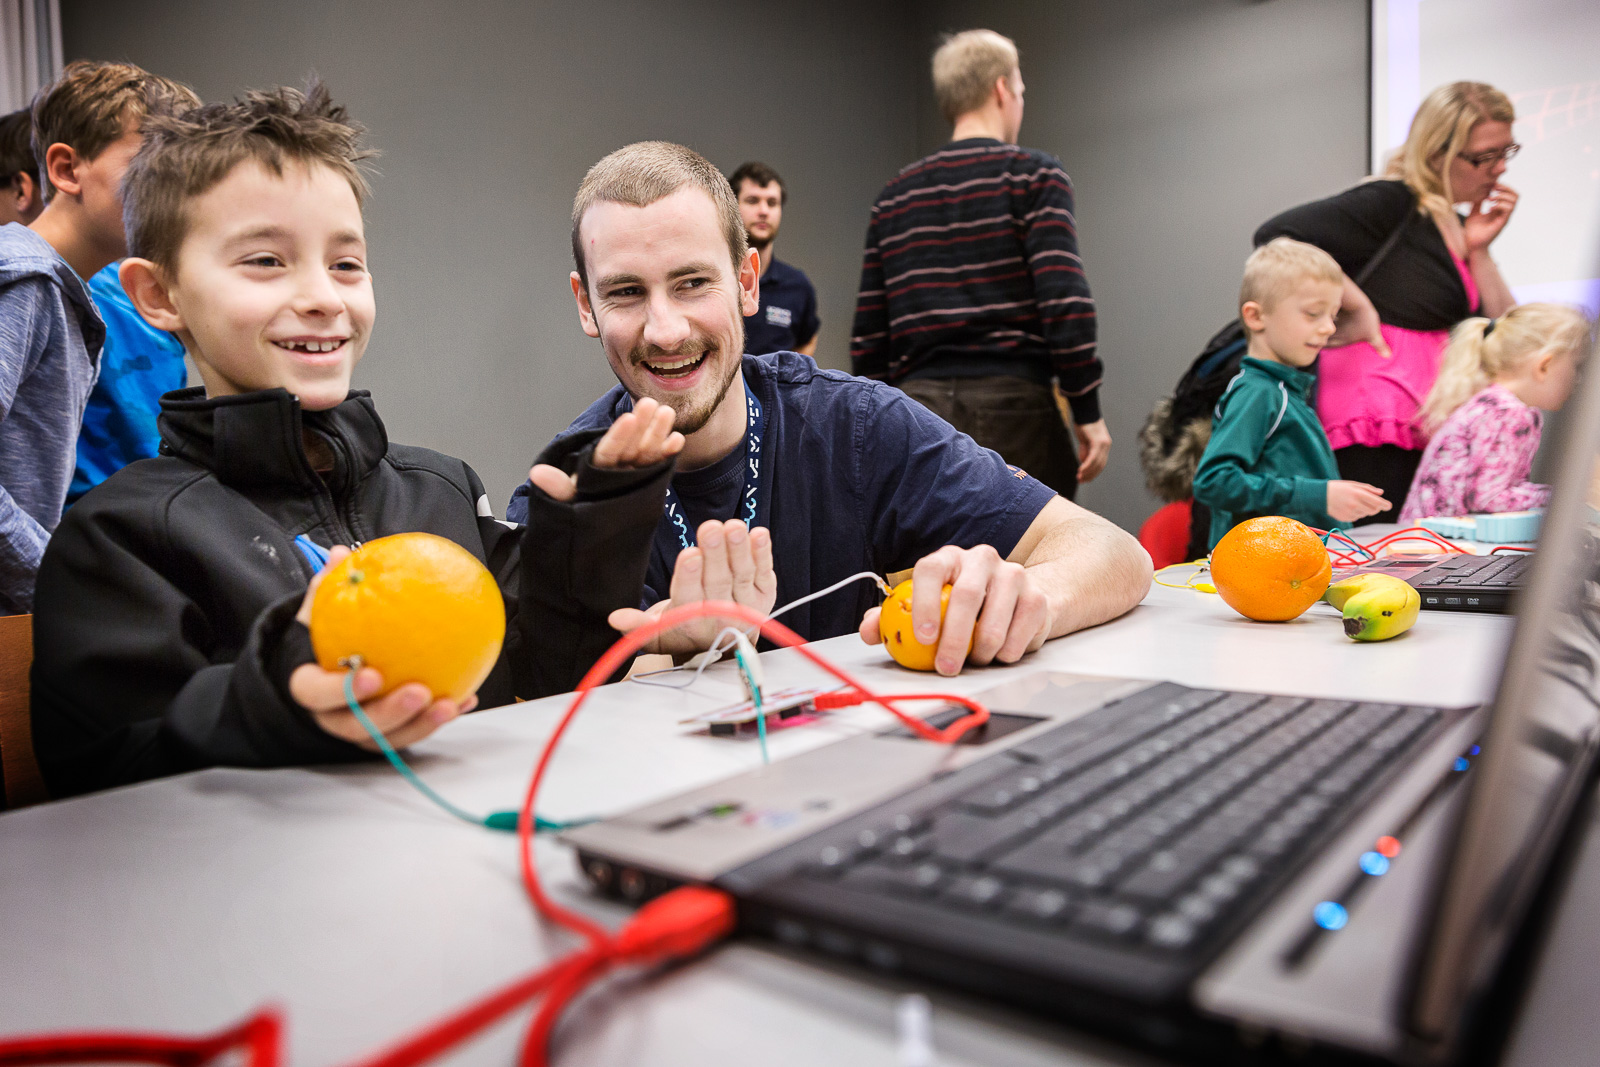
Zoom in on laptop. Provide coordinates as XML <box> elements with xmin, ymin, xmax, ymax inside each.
<box><xmin>564</xmin><ymin>335</ymin><xmax>1600</xmax><ymax>1064</ymax></box>
<box><xmin>1332</xmin><ymin>552</ymin><xmax>1533</xmax><ymax>614</ymax></box>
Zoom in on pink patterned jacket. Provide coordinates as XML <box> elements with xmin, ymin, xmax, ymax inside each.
<box><xmin>1400</xmin><ymin>384</ymin><xmax>1550</xmax><ymax>521</ymax></box>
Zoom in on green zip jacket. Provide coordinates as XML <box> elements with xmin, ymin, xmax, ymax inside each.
<box><xmin>1193</xmin><ymin>357</ymin><xmax>1339</xmax><ymax>549</ymax></box>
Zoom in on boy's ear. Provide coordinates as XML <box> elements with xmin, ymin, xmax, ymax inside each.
<box><xmin>42</xmin><ymin>142</ymin><xmax>83</xmax><ymax>199</ymax></box>
<box><xmin>9</xmin><ymin>171</ymin><xmax>39</xmax><ymax>216</ymax></box>
<box><xmin>570</xmin><ymin>271</ymin><xmax>600</xmax><ymax>339</ymax></box>
<box><xmin>1240</xmin><ymin>300</ymin><xmax>1267</xmax><ymax>332</ymax></box>
<box><xmin>120</xmin><ymin>258</ymin><xmax>185</xmax><ymax>333</ymax></box>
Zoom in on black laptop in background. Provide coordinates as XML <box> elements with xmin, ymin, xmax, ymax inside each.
<box><xmin>1333</xmin><ymin>552</ymin><xmax>1533</xmax><ymax>614</ymax></box>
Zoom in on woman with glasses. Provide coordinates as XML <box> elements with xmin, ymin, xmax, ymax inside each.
<box><xmin>1254</xmin><ymin>82</ymin><xmax>1520</xmax><ymax>521</ymax></box>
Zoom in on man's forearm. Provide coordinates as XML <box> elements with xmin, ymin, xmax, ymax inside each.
<box><xmin>1017</xmin><ymin>500</ymin><xmax>1152</xmax><ymax>639</ymax></box>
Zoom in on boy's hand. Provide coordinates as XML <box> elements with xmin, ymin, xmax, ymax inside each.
<box><xmin>289</xmin><ymin>546</ymin><xmax>476</xmax><ymax>750</ymax></box>
<box><xmin>529</xmin><ymin>397</ymin><xmax>683</xmax><ymax>503</ymax></box>
<box><xmin>858</xmin><ymin>544</ymin><xmax>1051</xmax><ymax>676</ymax></box>
<box><xmin>1327</xmin><ymin>480</ymin><xmax>1391</xmax><ymax>524</ymax></box>
<box><xmin>609</xmin><ymin>519</ymin><xmax>777</xmax><ymax>655</ymax></box>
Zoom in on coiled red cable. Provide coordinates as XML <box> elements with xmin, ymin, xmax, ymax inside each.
<box><xmin>0</xmin><ymin>600</ymin><xmax>986</xmax><ymax>1067</ymax></box>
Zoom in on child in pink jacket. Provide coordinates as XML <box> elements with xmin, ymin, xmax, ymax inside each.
<box><xmin>1401</xmin><ymin>303</ymin><xmax>1592</xmax><ymax>522</ymax></box>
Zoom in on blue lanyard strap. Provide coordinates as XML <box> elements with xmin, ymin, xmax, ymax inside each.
<box><xmin>660</xmin><ymin>386</ymin><xmax>765</xmax><ymax>550</ymax></box>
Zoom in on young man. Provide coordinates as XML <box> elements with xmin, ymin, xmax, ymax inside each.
<box><xmin>1192</xmin><ymin>238</ymin><xmax>1391</xmax><ymax>548</ymax></box>
<box><xmin>850</xmin><ymin>29</ymin><xmax>1109</xmax><ymax>501</ymax></box>
<box><xmin>31</xmin><ymin>85</ymin><xmax>679</xmax><ymax>798</ymax></box>
<box><xmin>0</xmin><ymin>61</ymin><xmax>196</xmax><ymax>612</ymax></box>
<box><xmin>509</xmin><ymin>141</ymin><xmax>1150</xmax><ymax>677</ymax></box>
<box><xmin>728</xmin><ymin>161</ymin><xmax>818</xmax><ymax>357</ymax></box>
<box><xmin>0</xmin><ymin>108</ymin><xmax>43</xmax><ymax>226</ymax></box>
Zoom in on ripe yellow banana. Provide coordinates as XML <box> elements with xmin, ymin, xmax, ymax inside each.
<box><xmin>1336</xmin><ymin>574</ymin><xmax>1421</xmax><ymax>641</ymax></box>
<box><xmin>1323</xmin><ymin>571</ymin><xmax>1391</xmax><ymax>611</ymax></box>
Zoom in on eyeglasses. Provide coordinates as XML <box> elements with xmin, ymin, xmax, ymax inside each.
<box><xmin>1460</xmin><ymin>143</ymin><xmax>1521</xmax><ymax>168</ymax></box>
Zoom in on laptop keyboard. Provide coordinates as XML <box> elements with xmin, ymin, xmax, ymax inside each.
<box><xmin>1420</xmin><ymin>553</ymin><xmax>1530</xmax><ymax>588</ymax></box>
<box><xmin>739</xmin><ymin>683</ymin><xmax>1446</xmax><ymax>976</ymax></box>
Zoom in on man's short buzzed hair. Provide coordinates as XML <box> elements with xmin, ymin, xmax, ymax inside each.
<box><xmin>122</xmin><ymin>81</ymin><xmax>377</xmax><ymax>273</ymax></box>
<box><xmin>931</xmin><ymin>29</ymin><xmax>1020</xmax><ymax>124</ymax></box>
<box><xmin>1239</xmin><ymin>237</ymin><xmax>1345</xmax><ymax>314</ymax></box>
<box><xmin>728</xmin><ymin>160</ymin><xmax>786</xmax><ymax>205</ymax></box>
<box><xmin>0</xmin><ymin>108</ymin><xmax>36</xmax><ymax>190</ymax></box>
<box><xmin>572</xmin><ymin>141</ymin><xmax>748</xmax><ymax>291</ymax></box>
<box><xmin>30</xmin><ymin>59</ymin><xmax>198</xmax><ymax>200</ymax></box>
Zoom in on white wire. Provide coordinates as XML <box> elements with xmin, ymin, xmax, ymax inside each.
<box><xmin>628</xmin><ymin>570</ymin><xmax>893</xmax><ymax>693</ymax></box>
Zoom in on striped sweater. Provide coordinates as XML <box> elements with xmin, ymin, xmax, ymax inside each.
<box><xmin>849</xmin><ymin>138</ymin><xmax>1101</xmax><ymax>424</ymax></box>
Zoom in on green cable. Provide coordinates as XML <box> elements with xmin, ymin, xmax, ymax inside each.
<box><xmin>341</xmin><ymin>671</ymin><xmax>585</xmax><ymax>833</ymax></box>
<box><xmin>730</xmin><ymin>643</ymin><xmax>768</xmax><ymax>764</ymax></box>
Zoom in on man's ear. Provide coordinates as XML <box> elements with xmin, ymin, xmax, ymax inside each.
<box><xmin>570</xmin><ymin>271</ymin><xmax>600</xmax><ymax>338</ymax></box>
<box><xmin>42</xmin><ymin>142</ymin><xmax>83</xmax><ymax>199</ymax></box>
<box><xmin>738</xmin><ymin>247</ymin><xmax>760</xmax><ymax>317</ymax></box>
<box><xmin>1240</xmin><ymin>301</ymin><xmax>1267</xmax><ymax>333</ymax></box>
<box><xmin>120</xmin><ymin>258</ymin><xmax>185</xmax><ymax>333</ymax></box>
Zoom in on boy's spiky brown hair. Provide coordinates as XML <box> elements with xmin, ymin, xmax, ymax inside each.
<box><xmin>123</xmin><ymin>80</ymin><xmax>377</xmax><ymax>271</ymax></box>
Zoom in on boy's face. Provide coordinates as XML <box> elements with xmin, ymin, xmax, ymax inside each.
<box><xmin>76</xmin><ymin>120</ymin><xmax>144</xmax><ymax>254</ymax></box>
<box><xmin>1244</xmin><ymin>277</ymin><xmax>1343</xmax><ymax>369</ymax></box>
<box><xmin>160</xmin><ymin>160</ymin><xmax>373</xmax><ymax>411</ymax></box>
<box><xmin>571</xmin><ymin>185</ymin><xmax>759</xmax><ymax>436</ymax></box>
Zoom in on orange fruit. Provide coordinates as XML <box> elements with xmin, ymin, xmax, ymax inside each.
<box><xmin>310</xmin><ymin>532</ymin><xmax>505</xmax><ymax>702</ymax></box>
<box><xmin>1209</xmin><ymin>517</ymin><xmax>1331</xmax><ymax>622</ymax></box>
<box><xmin>878</xmin><ymin>580</ymin><xmax>973</xmax><ymax>671</ymax></box>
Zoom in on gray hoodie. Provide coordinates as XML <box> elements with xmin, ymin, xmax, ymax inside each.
<box><xmin>0</xmin><ymin>222</ymin><xmax>104</xmax><ymax>613</ymax></box>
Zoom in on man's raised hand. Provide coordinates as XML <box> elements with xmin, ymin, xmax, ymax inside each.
<box><xmin>529</xmin><ymin>397</ymin><xmax>684</xmax><ymax>502</ymax></box>
<box><xmin>609</xmin><ymin>518</ymin><xmax>777</xmax><ymax>655</ymax></box>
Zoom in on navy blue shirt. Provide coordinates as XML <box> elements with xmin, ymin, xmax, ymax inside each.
<box><xmin>508</xmin><ymin>351</ymin><xmax>1057</xmax><ymax>642</ymax></box>
<box><xmin>744</xmin><ymin>258</ymin><xmax>819</xmax><ymax>355</ymax></box>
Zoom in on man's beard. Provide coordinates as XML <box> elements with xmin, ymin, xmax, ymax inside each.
<box><xmin>627</xmin><ymin>328</ymin><xmax>743</xmax><ymax>436</ymax></box>
<box><xmin>745</xmin><ymin>225</ymin><xmax>777</xmax><ymax>253</ymax></box>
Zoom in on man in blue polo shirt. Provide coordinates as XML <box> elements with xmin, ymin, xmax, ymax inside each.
<box><xmin>729</xmin><ymin>161</ymin><xmax>819</xmax><ymax>357</ymax></box>
<box><xmin>512</xmin><ymin>141</ymin><xmax>1150</xmax><ymax>676</ymax></box>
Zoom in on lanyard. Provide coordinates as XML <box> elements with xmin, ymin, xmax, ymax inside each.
<box><xmin>659</xmin><ymin>386</ymin><xmax>765</xmax><ymax>553</ymax></box>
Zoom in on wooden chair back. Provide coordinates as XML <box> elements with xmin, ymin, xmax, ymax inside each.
<box><xmin>0</xmin><ymin>614</ymin><xmax>47</xmax><ymax>809</ymax></box>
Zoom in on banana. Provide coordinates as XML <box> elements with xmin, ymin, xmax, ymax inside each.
<box><xmin>1323</xmin><ymin>571</ymin><xmax>1391</xmax><ymax>611</ymax></box>
<box><xmin>1338</xmin><ymin>574</ymin><xmax>1421</xmax><ymax>641</ymax></box>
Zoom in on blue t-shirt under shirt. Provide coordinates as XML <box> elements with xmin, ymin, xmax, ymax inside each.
<box><xmin>507</xmin><ymin>351</ymin><xmax>1057</xmax><ymax>641</ymax></box>
<box><xmin>743</xmin><ymin>258</ymin><xmax>819</xmax><ymax>355</ymax></box>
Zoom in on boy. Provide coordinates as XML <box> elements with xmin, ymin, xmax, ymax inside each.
<box><xmin>0</xmin><ymin>108</ymin><xmax>43</xmax><ymax>225</ymax></box>
<box><xmin>31</xmin><ymin>84</ymin><xmax>678</xmax><ymax>798</ymax></box>
<box><xmin>1192</xmin><ymin>237</ymin><xmax>1390</xmax><ymax>549</ymax></box>
<box><xmin>0</xmin><ymin>61</ymin><xmax>196</xmax><ymax>612</ymax></box>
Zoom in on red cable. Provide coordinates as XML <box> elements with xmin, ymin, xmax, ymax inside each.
<box><xmin>0</xmin><ymin>600</ymin><xmax>984</xmax><ymax>1067</ymax></box>
<box><xmin>0</xmin><ymin>1009</ymin><xmax>282</xmax><ymax>1067</ymax></box>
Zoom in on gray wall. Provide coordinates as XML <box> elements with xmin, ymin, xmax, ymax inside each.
<box><xmin>61</xmin><ymin>0</ymin><xmax>918</xmax><ymax>511</ymax></box>
<box><xmin>63</xmin><ymin>0</ymin><xmax>1369</xmax><ymax>533</ymax></box>
<box><xmin>911</xmin><ymin>0</ymin><xmax>1370</xmax><ymax>531</ymax></box>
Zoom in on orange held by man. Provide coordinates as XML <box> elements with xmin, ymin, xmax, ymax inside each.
<box><xmin>878</xmin><ymin>579</ymin><xmax>972</xmax><ymax>671</ymax></box>
<box><xmin>1209</xmin><ymin>516</ymin><xmax>1331</xmax><ymax>622</ymax></box>
<box><xmin>310</xmin><ymin>532</ymin><xmax>506</xmax><ymax>702</ymax></box>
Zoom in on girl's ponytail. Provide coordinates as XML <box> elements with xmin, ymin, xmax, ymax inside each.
<box><xmin>1418</xmin><ymin>317</ymin><xmax>1495</xmax><ymax>435</ymax></box>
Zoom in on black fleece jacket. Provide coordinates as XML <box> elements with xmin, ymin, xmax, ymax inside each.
<box><xmin>30</xmin><ymin>387</ymin><xmax>671</xmax><ymax>798</ymax></box>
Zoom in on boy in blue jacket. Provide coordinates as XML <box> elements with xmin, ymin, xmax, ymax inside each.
<box><xmin>1193</xmin><ymin>238</ymin><xmax>1390</xmax><ymax>549</ymax></box>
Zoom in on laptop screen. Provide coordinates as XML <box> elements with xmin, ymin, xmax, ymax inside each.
<box><xmin>1411</xmin><ymin>325</ymin><xmax>1600</xmax><ymax>1043</ymax></box>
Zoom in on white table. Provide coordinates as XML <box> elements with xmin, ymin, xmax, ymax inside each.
<box><xmin>0</xmin><ymin>584</ymin><xmax>1529</xmax><ymax>1065</ymax></box>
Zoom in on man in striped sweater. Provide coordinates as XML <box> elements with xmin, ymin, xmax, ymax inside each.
<box><xmin>850</xmin><ymin>29</ymin><xmax>1109</xmax><ymax>500</ymax></box>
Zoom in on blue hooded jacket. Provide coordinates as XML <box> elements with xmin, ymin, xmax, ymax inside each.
<box><xmin>0</xmin><ymin>222</ymin><xmax>104</xmax><ymax>612</ymax></box>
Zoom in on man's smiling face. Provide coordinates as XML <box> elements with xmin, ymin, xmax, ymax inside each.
<box><xmin>572</xmin><ymin>185</ymin><xmax>759</xmax><ymax>435</ymax></box>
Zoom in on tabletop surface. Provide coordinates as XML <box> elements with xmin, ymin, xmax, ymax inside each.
<box><xmin>0</xmin><ymin>579</ymin><xmax>1558</xmax><ymax>1066</ymax></box>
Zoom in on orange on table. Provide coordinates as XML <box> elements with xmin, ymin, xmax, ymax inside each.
<box><xmin>878</xmin><ymin>579</ymin><xmax>973</xmax><ymax>671</ymax></box>
<box><xmin>310</xmin><ymin>532</ymin><xmax>505</xmax><ymax>702</ymax></box>
<box><xmin>1209</xmin><ymin>516</ymin><xmax>1331</xmax><ymax>622</ymax></box>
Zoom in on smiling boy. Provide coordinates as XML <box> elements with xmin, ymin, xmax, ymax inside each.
<box><xmin>1192</xmin><ymin>238</ymin><xmax>1392</xmax><ymax>550</ymax></box>
<box><xmin>31</xmin><ymin>86</ymin><xmax>679</xmax><ymax>798</ymax></box>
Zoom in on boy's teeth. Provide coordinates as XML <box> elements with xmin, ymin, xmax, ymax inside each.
<box><xmin>283</xmin><ymin>340</ymin><xmax>342</xmax><ymax>352</ymax></box>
